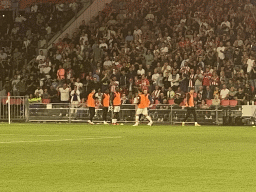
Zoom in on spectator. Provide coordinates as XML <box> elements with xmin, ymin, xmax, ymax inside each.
<box><xmin>103</xmin><ymin>56</ymin><xmax>112</xmax><ymax>70</ymax></box>
<box><xmin>49</xmin><ymin>85</ymin><xmax>59</xmax><ymax>103</ymax></box>
<box><xmin>168</xmin><ymin>70</ymin><xmax>180</xmax><ymax>91</ymax></box>
<box><xmin>174</xmin><ymin>93</ymin><xmax>183</xmax><ymax>106</ymax></box>
<box><xmin>36</xmin><ymin>50</ymin><xmax>46</xmax><ymax>62</ymax></box>
<box><xmin>125</xmin><ymin>31</ymin><xmax>133</xmax><ymax>42</ymax></box>
<box><xmin>95</xmin><ymin>89</ymin><xmax>103</xmax><ymax>102</ymax></box>
<box><xmin>34</xmin><ymin>86</ymin><xmax>43</xmax><ymax>97</ymax></box>
<box><xmin>137</xmin><ymin>64</ymin><xmax>145</xmax><ymax>76</ymax></box>
<box><xmin>235</xmin><ymin>88</ymin><xmax>246</xmax><ymax>105</ymax></box>
<box><xmin>167</xmin><ymin>87</ymin><xmax>175</xmax><ymax>100</ymax></box>
<box><xmin>16</xmin><ymin>78</ymin><xmax>26</xmax><ymax>96</ymax></box>
<box><xmin>57</xmin><ymin>65</ymin><xmax>65</xmax><ymax>80</ymax></box>
<box><xmin>70</xmin><ymin>85</ymin><xmax>81</xmax><ymax>114</ymax></box>
<box><xmin>196</xmin><ymin>93</ymin><xmax>203</xmax><ymax>106</ymax></box>
<box><xmin>42</xmin><ymin>89</ymin><xmax>50</xmax><ymax>99</ymax></box>
<box><xmin>220</xmin><ymin>84</ymin><xmax>229</xmax><ymax>100</ymax></box>
<box><xmin>229</xmin><ymin>86</ymin><xmax>237</xmax><ymax>100</ymax></box>
<box><xmin>57</xmin><ymin>83</ymin><xmax>71</xmax><ymax>116</ymax></box>
<box><xmin>203</xmin><ymin>86</ymin><xmax>213</xmax><ymax>100</ymax></box>
<box><xmin>201</xmin><ymin>100</ymin><xmax>209</xmax><ymax>109</ymax></box>
<box><xmin>194</xmin><ymin>69</ymin><xmax>203</xmax><ymax>93</ymax></box>
<box><xmin>212</xmin><ymin>95</ymin><xmax>221</xmax><ymax>106</ymax></box>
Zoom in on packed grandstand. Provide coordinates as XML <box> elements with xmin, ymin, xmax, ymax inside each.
<box><xmin>0</xmin><ymin>0</ymin><xmax>256</xmax><ymax>109</ymax></box>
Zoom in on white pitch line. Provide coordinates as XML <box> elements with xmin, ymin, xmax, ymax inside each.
<box><xmin>0</xmin><ymin>136</ymin><xmax>122</xmax><ymax>144</ymax></box>
<box><xmin>0</xmin><ymin>134</ymin><xmax>117</xmax><ymax>137</ymax></box>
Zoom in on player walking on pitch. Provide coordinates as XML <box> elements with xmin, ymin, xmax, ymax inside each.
<box><xmin>102</xmin><ymin>89</ymin><xmax>110</xmax><ymax>124</ymax></box>
<box><xmin>182</xmin><ymin>87</ymin><xmax>201</xmax><ymax>126</ymax></box>
<box><xmin>87</xmin><ymin>89</ymin><xmax>96</xmax><ymax>125</ymax></box>
<box><xmin>112</xmin><ymin>88</ymin><xmax>121</xmax><ymax>125</ymax></box>
<box><xmin>133</xmin><ymin>89</ymin><xmax>153</xmax><ymax>126</ymax></box>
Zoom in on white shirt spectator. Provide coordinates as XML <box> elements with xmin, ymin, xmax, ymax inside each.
<box><xmin>80</xmin><ymin>34</ymin><xmax>88</xmax><ymax>44</ymax></box>
<box><xmin>220</xmin><ymin>88</ymin><xmax>229</xmax><ymax>99</ymax></box>
<box><xmin>133</xmin><ymin>29</ymin><xmax>142</xmax><ymax>38</ymax></box>
<box><xmin>221</xmin><ymin>21</ymin><xmax>231</xmax><ymax>28</ymax></box>
<box><xmin>55</xmin><ymin>54</ymin><xmax>62</xmax><ymax>61</ymax></box>
<box><xmin>12</xmin><ymin>79</ymin><xmax>20</xmax><ymax>91</ymax></box>
<box><xmin>168</xmin><ymin>73</ymin><xmax>180</xmax><ymax>87</ymax></box>
<box><xmin>167</xmin><ymin>90</ymin><xmax>175</xmax><ymax>99</ymax></box>
<box><xmin>36</xmin><ymin>54</ymin><xmax>46</xmax><ymax>61</ymax></box>
<box><xmin>31</xmin><ymin>4</ymin><xmax>38</xmax><ymax>12</ymax></box>
<box><xmin>99</xmin><ymin>42</ymin><xmax>108</xmax><ymax>49</ymax></box>
<box><xmin>70</xmin><ymin>90</ymin><xmax>80</xmax><ymax>102</ymax></box>
<box><xmin>217</xmin><ymin>46</ymin><xmax>225</xmax><ymax>60</ymax></box>
<box><xmin>103</xmin><ymin>60</ymin><xmax>112</xmax><ymax>69</ymax></box>
<box><xmin>160</xmin><ymin>46</ymin><xmax>168</xmax><ymax>53</ymax></box>
<box><xmin>35</xmin><ymin>88</ymin><xmax>43</xmax><ymax>97</ymax></box>
<box><xmin>56</xmin><ymin>3</ymin><xmax>64</xmax><ymax>11</ymax></box>
<box><xmin>74</xmin><ymin>82</ymin><xmax>83</xmax><ymax>90</ymax></box>
<box><xmin>137</xmin><ymin>68</ymin><xmax>145</xmax><ymax>76</ymax></box>
<box><xmin>95</xmin><ymin>92</ymin><xmax>103</xmax><ymax>102</ymax></box>
<box><xmin>247</xmin><ymin>59</ymin><xmax>254</xmax><ymax>73</ymax></box>
<box><xmin>15</xmin><ymin>15</ymin><xmax>27</xmax><ymax>23</ymax></box>
<box><xmin>38</xmin><ymin>62</ymin><xmax>46</xmax><ymax>73</ymax></box>
<box><xmin>145</xmin><ymin>13</ymin><xmax>154</xmax><ymax>21</ymax></box>
<box><xmin>42</xmin><ymin>66</ymin><xmax>51</xmax><ymax>78</ymax></box>
<box><xmin>38</xmin><ymin>39</ymin><xmax>46</xmax><ymax>48</ymax></box>
<box><xmin>152</xmin><ymin>73</ymin><xmax>159</xmax><ymax>85</ymax></box>
<box><xmin>162</xmin><ymin>65</ymin><xmax>171</xmax><ymax>77</ymax></box>
<box><xmin>59</xmin><ymin>87</ymin><xmax>70</xmax><ymax>101</ymax></box>
<box><xmin>180</xmin><ymin>59</ymin><xmax>189</xmax><ymax>68</ymax></box>
<box><xmin>23</xmin><ymin>39</ymin><xmax>30</xmax><ymax>50</ymax></box>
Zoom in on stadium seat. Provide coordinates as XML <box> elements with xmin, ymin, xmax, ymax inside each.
<box><xmin>168</xmin><ymin>99</ymin><xmax>175</xmax><ymax>105</ymax></box>
<box><xmin>206</xmin><ymin>99</ymin><xmax>212</xmax><ymax>106</ymax></box>
<box><xmin>229</xmin><ymin>100</ymin><xmax>238</xmax><ymax>107</ymax></box>
<box><xmin>42</xmin><ymin>99</ymin><xmax>51</xmax><ymax>104</ymax></box>
<box><xmin>221</xmin><ymin>100</ymin><xmax>229</xmax><ymax>107</ymax></box>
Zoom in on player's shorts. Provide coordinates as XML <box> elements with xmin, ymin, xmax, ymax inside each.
<box><xmin>113</xmin><ymin>106</ymin><xmax>120</xmax><ymax>112</ymax></box>
<box><xmin>136</xmin><ymin>108</ymin><xmax>148</xmax><ymax>116</ymax></box>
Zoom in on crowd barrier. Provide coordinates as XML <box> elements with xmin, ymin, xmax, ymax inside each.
<box><xmin>1</xmin><ymin>96</ymin><xmax>253</xmax><ymax>125</ymax></box>
<box><xmin>0</xmin><ymin>96</ymin><xmax>27</xmax><ymax>121</ymax></box>
<box><xmin>27</xmin><ymin>103</ymin><xmax>246</xmax><ymax>125</ymax></box>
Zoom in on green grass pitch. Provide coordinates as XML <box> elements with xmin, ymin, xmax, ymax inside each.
<box><xmin>0</xmin><ymin>123</ymin><xmax>256</xmax><ymax>192</ymax></box>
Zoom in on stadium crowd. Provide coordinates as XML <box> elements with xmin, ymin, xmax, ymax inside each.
<box><xmin>0</xmin><ymin>0</ymin><xmax>84</xmax><ymax>71</ymax></box>
<box><xmin>1</xmin><ymin>0</ymin><xmax>256</xmax><ymax>108</ymax></box>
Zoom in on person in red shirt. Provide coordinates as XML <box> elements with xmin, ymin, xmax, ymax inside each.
<box><xmin>140</xmin><ymin>75</ymin><xmax>150</xmax><ymax>91</ymax></box>
<box><xmin>202</xmin><ymin>67</ymin><xmax>212</xmax><ymax>87</ymax></box>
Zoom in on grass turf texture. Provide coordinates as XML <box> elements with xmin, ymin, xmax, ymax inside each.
<box><xmin>0</xmin><ymin>124</ymin><xmax>256</xmax><ymax>192</ymax></box>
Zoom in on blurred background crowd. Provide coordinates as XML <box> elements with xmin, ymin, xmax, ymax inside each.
<box><xmin>1</xmin><ymin>0</ymin><xmax>256</xmax><ymax>108</ymax></box>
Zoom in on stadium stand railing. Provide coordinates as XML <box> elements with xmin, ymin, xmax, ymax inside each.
<box><xmin>25</xmin><ymin>103</ymin><xmax>246</xmax><ymax>126</ymax></box>
<box><xmin>0</xmin><ymin>96</ymin><xmax>27</xmax><ymax>121</ymax></box>
<box><xmin>0</xmin><ymin>97</ymin><xmax>252</xmax><ymax>126</ymax></box>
